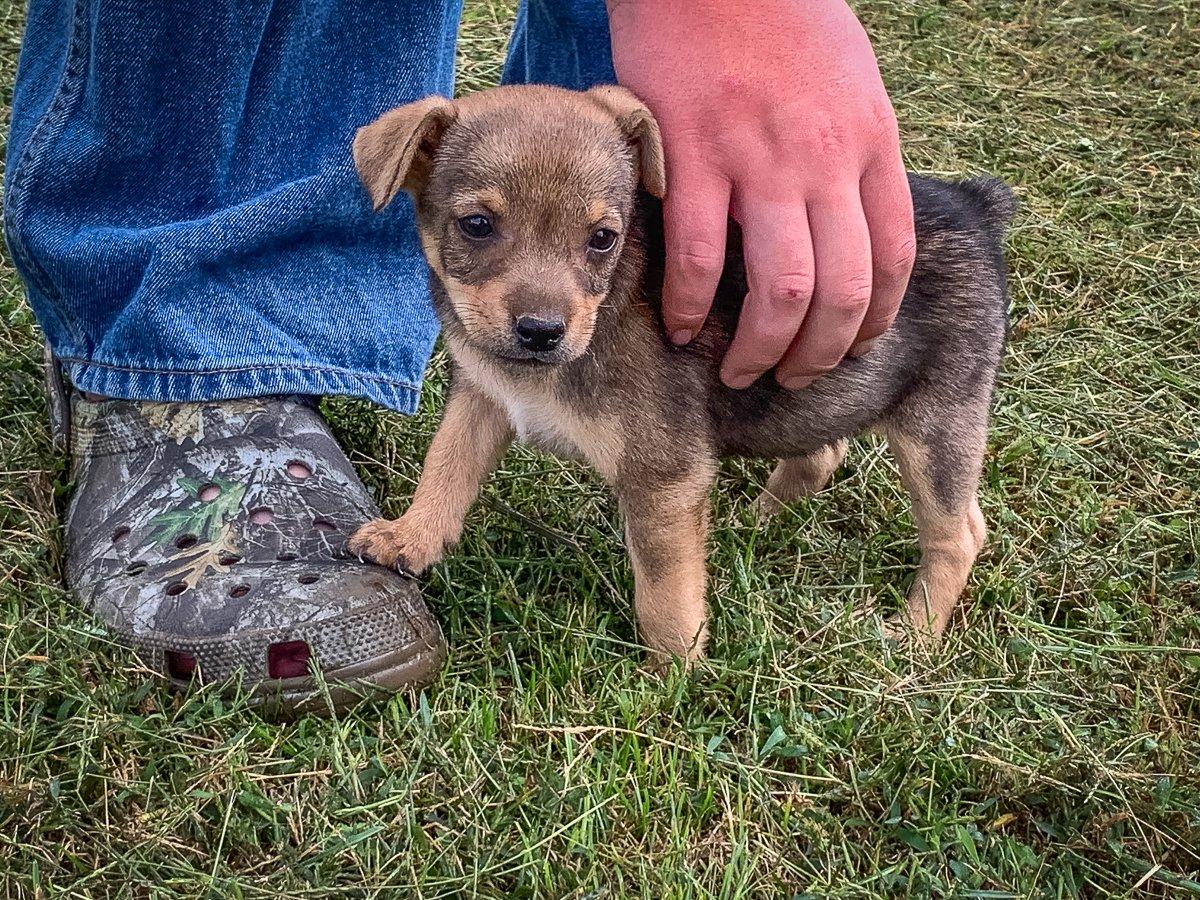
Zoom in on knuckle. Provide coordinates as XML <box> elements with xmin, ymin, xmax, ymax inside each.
<box><xmin>816</xmin><ymin>120</ymin><xmax>851</xmax><ymax>157</ymax></box>
<box><xmin>875</xmin><ymin>231</ymin><xmax>917</xmax><ymax>281</ymax></box>
<box><xmin>674</xmin><ymin>240</ymin><xmax>724</xmax><ymax>282</ymax></box>
<box><xmin>767</xmin><ymin>273</ymin><xmax>814</xmax><ymax>306</ymax></box>
<box><xmin>751</xmin><ymin>349</ymin><xmax>787</xmax><ymax>371</ymax></box>
<box><xmin>867</xmin><ymin>98</ymin><xmax>899</xmax><ymax>137</ymax></box>
<box><xmin>798</xmin><ymin>110</ymin><xmax>847</xmax><ymax>158</ymax></box>
<box><xmin>829</xmin><ymin>273</ymin><xmax>873</xmax><ymax>315</ymax></box>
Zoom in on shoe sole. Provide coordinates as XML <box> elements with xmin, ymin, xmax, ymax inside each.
<box><xmin>165</xmin><ymin>629</ymin><xmax>447</xmax><ymax>718</ymax></box>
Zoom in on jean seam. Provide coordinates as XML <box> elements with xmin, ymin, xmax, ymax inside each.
<box><xmin>57</xmin><ymin>355</ymin><xmax>424</xmax><ymax>392</ymax></box>
<box><xmin>3</xmin><ymin>0</ymin><xmax>91</xmax><ymax>348</ymax></box>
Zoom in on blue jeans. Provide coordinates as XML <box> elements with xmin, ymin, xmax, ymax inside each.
<box><xmin>4</xmin><ymin>1</ymin><xmax>614</xmax><ymax>412</ymax></box>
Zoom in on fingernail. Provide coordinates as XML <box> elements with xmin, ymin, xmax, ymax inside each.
<box><xmin>848</xmin><ymin>338</ymin><xmax>878</xmax><ymax>358</ymax></box>
<box><xmin>780</xmin><ymin>375</ymin><xmax>815</xmax><ymax>391</ymax></box>
<box><xmin>670</xmin><ymin>329</ymin><xmax>694</xmax><ymax>346</ymax></box>
<box><xmin>723</xmin><ymin>371</ymin><xmax>757</xmax><ymax>390</ymax></box>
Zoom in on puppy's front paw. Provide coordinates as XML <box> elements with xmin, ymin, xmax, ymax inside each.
<box><xmin>640</xmin><ymin>649</ymin><xmax>701</xmax><ymax>677</ymax></box>
<box><xmin>348</xmin><ymin>516</ymin><xmax>447</xmax><ymax>574</ymax></box>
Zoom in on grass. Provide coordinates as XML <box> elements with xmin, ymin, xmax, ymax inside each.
<box><xmin>1</xmin><ymin>0</ymin><xmax>1198</xmax><ymax>895</ymax></box>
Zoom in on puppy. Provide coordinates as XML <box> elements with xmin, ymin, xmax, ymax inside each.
<box><xmin>348</xmin><ymin>84</ymin><xmax>1014</xmax><ymax>665</ymax></box>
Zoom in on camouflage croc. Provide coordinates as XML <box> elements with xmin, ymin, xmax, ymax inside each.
<box><xmin>61</xmin><ymin>390</ymin><xmax>446</xmax><ymax>715</ymax></box>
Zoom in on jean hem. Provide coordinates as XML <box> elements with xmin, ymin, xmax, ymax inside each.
<box><xmin>62</xmin><ymin>357</ymin><xmax>423</xmax><ymax>414</ymax></box>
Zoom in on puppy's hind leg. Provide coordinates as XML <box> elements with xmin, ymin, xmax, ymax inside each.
<box><xmin>757</xmin><ymin>439</ymin><xmax>848</xmax><ymax>516</ymax></box>
<box><xmin>885</xmin><ymin>414</ymin><xmax>988</xmax><ymax>640</ymax></box>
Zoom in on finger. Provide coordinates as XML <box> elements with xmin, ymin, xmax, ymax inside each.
<box><xmin>719</xmin><ymin>199</ymin><xmax>815</xmax><ymax>388</ymax></box>
<box><xmin>775</xmin><ymin>190</ymin><xmax>872</xmax><ymax>389</ymax></box>
<box><xmin>853</xmin><ymin>144</ymin><xmax>915</xmax><ymax>355</ymax></box>
<box><xmin>661</xmin><ymin>155</ymin><xmax>732</xmax><ymax>344</ymax></box>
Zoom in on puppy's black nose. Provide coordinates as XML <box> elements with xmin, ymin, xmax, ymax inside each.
<box><xmin>514</xmin><ymin>315</ymin><xmax>566</xmax><ymax>353</ymax></box>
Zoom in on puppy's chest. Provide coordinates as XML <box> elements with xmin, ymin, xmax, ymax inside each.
<box><xmin>455</xmin><ymin>349</ymin><xmax>624</xmax><ymax>481</ymax></box>
<box><xmin>503</xmin><ymin>392</ymin><xmax>579</xmax><ymax>449</ymax></box>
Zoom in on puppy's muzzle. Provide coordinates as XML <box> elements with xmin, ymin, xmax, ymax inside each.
<box><xmin>513</xmin><ymin>315</ymin><xmax>566</xmax><ymax>353</ymax></box>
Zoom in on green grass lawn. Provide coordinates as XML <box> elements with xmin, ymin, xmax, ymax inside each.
<box><xmin>2</xmin><ymin>1</ymin><xmax>1198</xmax><ymax>896</ymax></box>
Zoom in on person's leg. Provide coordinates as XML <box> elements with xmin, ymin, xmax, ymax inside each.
<box><xmin>4</xmin><ymin>0</ymin><xmax>464</xmax><ymax>713</ymax></box>
<box><xmin>6</xmin><ymin>0</ymin><xmax>461</xmax><ymax>410</ymax></box>
<box><xmin>502</xmin><ymin>0</ymin><xmax>614</xmax><ymax>90</ymax></box>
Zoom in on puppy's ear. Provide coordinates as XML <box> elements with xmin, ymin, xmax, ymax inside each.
<box><xmin>353</xmin><ymin>96</ymin><xmax>457</xmax><ymax>211</ymax></box>
<box><xmin>586</xmin><ymin>85</ymin><xmax>667</xmax><ymax>199</ymax></box>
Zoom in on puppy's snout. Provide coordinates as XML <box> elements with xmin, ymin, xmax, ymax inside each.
<box><xmin>514</xmin><ymin>315</ymin><xmax>566</xmax><ymax>353</ymax></box>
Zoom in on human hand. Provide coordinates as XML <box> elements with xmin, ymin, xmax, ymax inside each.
<box><xmin>607</xmin><ymin>0</ymin><xmax>915</xmax><ymax>389</ymax></box>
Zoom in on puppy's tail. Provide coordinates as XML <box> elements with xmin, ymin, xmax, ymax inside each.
<box><xmin>960</xmin><ymin>176</ymin><xmax>1018</xmax><ymax>231</ymax></box>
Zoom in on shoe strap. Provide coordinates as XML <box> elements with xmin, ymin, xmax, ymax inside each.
<box><xmin>44</xmin><ymin>342</ymin><xmax>71</xmax><ymax>455</ymax></box>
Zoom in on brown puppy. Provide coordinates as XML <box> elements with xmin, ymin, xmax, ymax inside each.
<box><xmin>349</xmin><ymin>84</ymin><xmax>1013</xmax><ymax>666</ymax></box>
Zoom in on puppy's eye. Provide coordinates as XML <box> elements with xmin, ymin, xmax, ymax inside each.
<box><xmin>457</xmin><ymin>214</ymin><xmax>494</xmax><ymax>240</ymax></box>
<box><xmin>588</xmin><ymin>228</ymin><xmax>619</xmax><ymax>253</ymax></box>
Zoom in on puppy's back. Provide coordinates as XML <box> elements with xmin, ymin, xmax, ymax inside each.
<box><xmin>633</xmin><ymin>174</ymin><xmax>1015</xmax><ymax>458</ymax></box>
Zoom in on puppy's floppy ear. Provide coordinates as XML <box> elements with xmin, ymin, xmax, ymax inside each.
<box><xmin>586</xmin><ymin>85</ymin><xmax>667</xmax><ymax>199</ymax></box>
<box><xmin>353</xmin><ymin>96</ymin><xmax>457</xmax><ymax>212</ymax></box>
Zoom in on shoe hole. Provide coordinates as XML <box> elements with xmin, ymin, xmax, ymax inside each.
<box><xmin>165</xmin><ymin>581</ymin><xmax>188</xmax><ymax>596</ymax></box>
<box><xmin>166</xmin><ymin>651</ymin><xmax>197</xmax><ymax>680</ymax></box>
<box><xmin>198</xmin><ymin>483</ymin><xmax>221</xmax><ymax>502</ymax></box>
<box><xmin>249</xmin><ymin>507</ymin><xmax>274</xmax><ymax>526</ymax></box>
<box><xmin>286</xmin><ymin>460</ymin><xmax>312</xmax><ymax>480</ymax></box>
<box><xmin>125</xmin><ymin>562</ymin><xmax>148</xmax><ymax>576</ymax></box>
<box><xmin>267</xmin><ymin>640</ymin><xmax>311</xmax><ymax>679</ymax></box>
<box><xmin>217</xmin><ymin>552</ymin><xmax>242</xmax><ymax>566</ymax></box>
<box><xmin>312</xmin><ymin>518</ymin><xmax>336</xmax><ymax>532</ymax></box>
<box><xmin>112</xmin><ymin>526</ymin><xmax>131</xmax><ymax>544</ymax></box>
<box><xmin>229</xmin><ymin>584</ymin><xmax>251</xmax><ymax>598</ymax></box>
<box><xmin>277</xmin><ymin>551</ymin><xmax>298</xmax><ymax>561</ymax></box>
<box><xmin>297</xmin><ymin>572</ymin><xmax>319</xmax><ymax>585</ymax></box>
<box><xmin>175</xmin><ymin>533</ymin><xmax>198</xmax><ymax>550</ymax></box>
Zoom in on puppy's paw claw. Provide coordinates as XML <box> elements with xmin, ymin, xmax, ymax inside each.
<box><xmin>640</xmin><ymin>646</ymin><xmax>704</xmax><ymax>677</ymax></box>
<box><xmin>754</xmin><ymin>491</ymin><xmax>787</xmax><ymax>519</ymax></box>
<box><xmin>882</xmin><ymin>613</ymin><xmax>941</xmax><ymax>646</ymax></box>
<box><xmin>348</xmin><ymin>517</ymin><xmax>444</xmax><ymax>575</ymax></box>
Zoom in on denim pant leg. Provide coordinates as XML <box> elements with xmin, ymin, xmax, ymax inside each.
<box><xmin>4</xmin><ymin>0</ymin><xmax>462</xmax><ymax>413</ymax></box>
<box><xmin>504</xmin><ymin>0</ymin><xmax>615</xmax><ymax>89</ymax></box>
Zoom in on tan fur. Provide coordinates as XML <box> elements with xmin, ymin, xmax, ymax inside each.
<box><xmin>501</xmin><ymin>257</ymin><xmax>600</xmax><ymax>351</ymax></box>
<box><xmin>622</xmin><ymin>465</ymin><xmax>715</xmax><ymax>666</ymax></box>
<box><xmin>585</xmin><ymin>85</ymin><xmax>667</xmax><ymax>198</ymax></box>
<box><xmin>451</xmin><ymin>336</ymin><xmax>625</xmax><ymax>481</ymax></box>
<box><xmin>886</xmin><ymin>427</ymin><xmax>987</xmax><ymax>638</ymax></box>
<box><xmin>352</xmin><ymin>96</ymin><xmax>455</xmax><ymax>210</ymax></box>
<box><xmin>587</xmin><ymin>199</ymin><xmax>618</xmax><ymax>223</ymax></box>
<box><xmin>348</xmin><ymin>385</ymin><xmax>512</xmax><ymax>572</ymax></box>
<box><xmin>441</xmin><ymin>275</ymin><xmax>515</xmax><ymax>344</ymax></box>
<box><xmin>418</xmin><ymin>229</ymin><xmax>445</xmax><ymax>280</ymax></box>
<box><xmin>758</xmin><ymin>439</ymin><xmax>848</xmax><ymax>515</ymax></box>
<box><xmin>453</xmin><ymin>187</ymin><xmax>508</xmax><ymax>216</ymax></box>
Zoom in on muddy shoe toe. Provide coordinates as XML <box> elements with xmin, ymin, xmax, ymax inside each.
<box><xmin>64</xmin><ymin>394</ymin><xmax>445</xmax><ymax>716</ymax></box>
